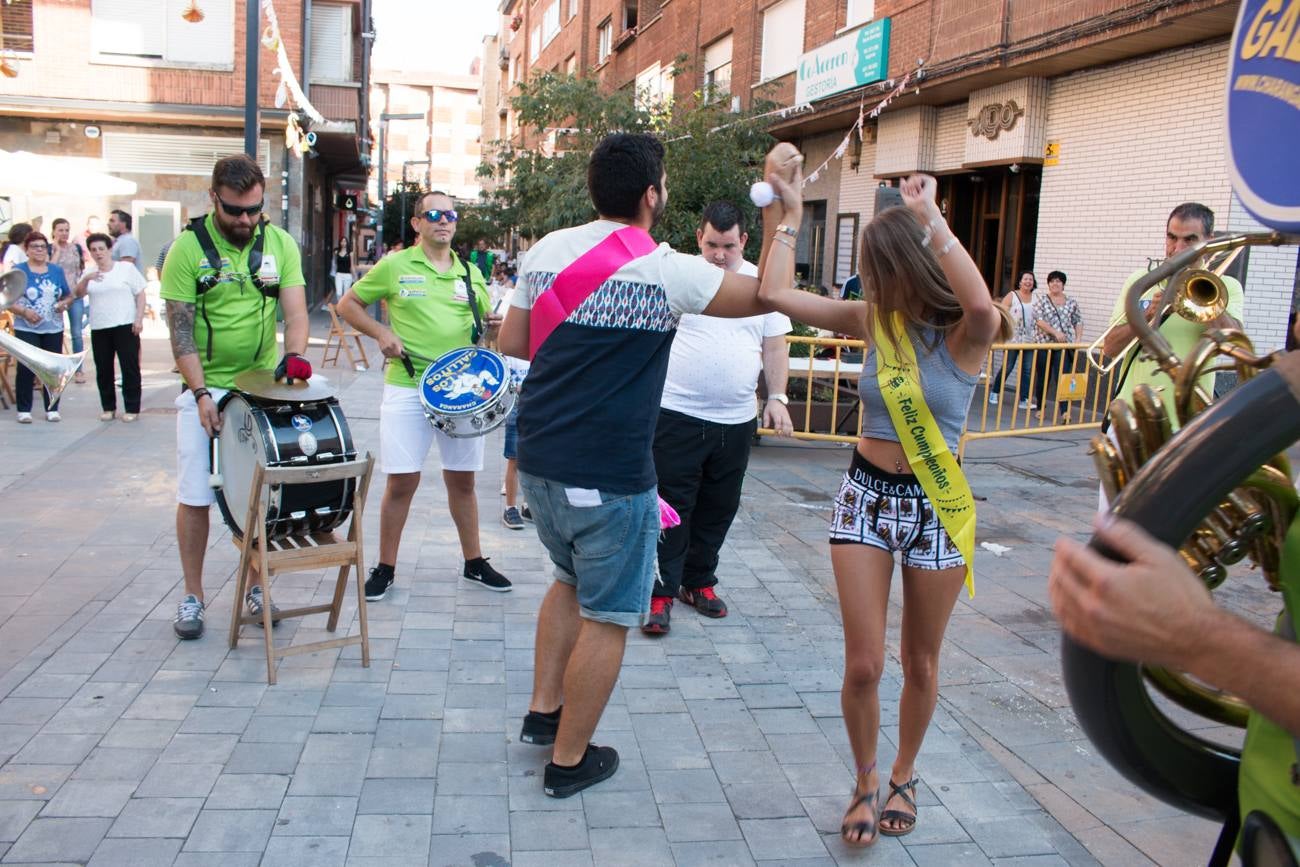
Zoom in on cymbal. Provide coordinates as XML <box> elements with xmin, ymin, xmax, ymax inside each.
<box><xmin>233</xmin><ymin>369</ymin><xmax>335</xmax><ymax>402</ymax></box>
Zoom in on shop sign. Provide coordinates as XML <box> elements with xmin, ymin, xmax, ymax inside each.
<box><xmin>1226</xmin><ymin>0</ymin><xmax>1300</xmax><ymax>231</ymax></box>
<box><xmin>1044</xmin><ymin>141</ymin><xmax>1060</xmax><ymax>166</ymax></box>
<box><xmin>795</xmin><ymin>18</ymin><xmax>891</xmax><ymax>105</ymax></box>
<box><xmin>968</xmin><ymin>100</ymin><xmax>1025</xmax><ymax>140</ymax></box>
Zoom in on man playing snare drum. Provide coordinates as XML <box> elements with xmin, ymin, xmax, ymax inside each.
<box><xmin>162</xmin><ymin>154</ymin><xmax>311</xmax><ymax>640</ymax></box>
<box><xmin>339</xmin><ymin>190</ymin><xmax>511</xmax><ymax>599</ymax></box>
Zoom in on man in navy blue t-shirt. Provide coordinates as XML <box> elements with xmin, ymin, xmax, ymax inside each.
<box><xmin>498</xmin><ymin>133</ymin><xmax>801</xmax><ymax>797</ymax></box>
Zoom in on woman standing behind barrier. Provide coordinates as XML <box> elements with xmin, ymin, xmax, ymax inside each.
<box><xmin>757</xmin><ymin>162</ymin><xmax>1008</xmax><ymax>846</ymax></box>
<box><xmin>988</xmin><ymin>271</ymin><xmax>1038</xmax><ymax>408</ymax></box>
<box><xmin>76</xmin><ymin>233</ymin><xmax>146</xmax><ymax>421</ymax></box>
<box><xmin>1032</xmin><ymin>270</ymin><xmax>1083</xmax><ymax>422</ymax></box>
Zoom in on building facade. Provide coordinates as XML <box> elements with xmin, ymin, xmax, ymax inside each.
<box><xmin>497</xmin><ymin>0</ymin><xmax>1298</xmax><ymax>352</ymax></box>
<box><xmin>0</xmin><ymin>0</ymin><xmax>370</xmax><ymax>307</ymax></box>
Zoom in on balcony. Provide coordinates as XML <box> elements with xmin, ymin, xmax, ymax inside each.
<box><xmin>313</xmin><ymin>84</ymin><xmax>362</xmax><ymax>124</ymax></box>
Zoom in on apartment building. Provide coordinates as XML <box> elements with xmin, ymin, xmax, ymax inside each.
<box><xmin>495</xmin><ymin>0</ymin><xmax>1298</xmax><ymax>351</ymax></box>
<box><xmin>0</xmin><ymin>0</ymin><xmax>371</xmax><ymax>306</ymax></box>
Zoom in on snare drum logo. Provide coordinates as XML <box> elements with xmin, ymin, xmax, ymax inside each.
<box><xmin>237</xmin><ymin>414</ymin><xmax>254</xmax><ymax>446</ymax></box>
<box><xmin>419</xmin><ymin>348</ymin><xmax>506</xmax><ymax>414</ymax></box>
<box><xmin>291</xmin><ymin>414</ymin><xmax>313</xmax><ymax>432</ymax></box>
<box><xmin>1226</xmin><ymin>0</ymin><xmax>1300</xmax><ymax>230</ymax></box>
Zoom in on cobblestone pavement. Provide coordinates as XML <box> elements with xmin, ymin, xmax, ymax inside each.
<box><xmin>0</xmin><ymin>315</ymin><xmax>1270</xmax><ymax>865</ymax></box>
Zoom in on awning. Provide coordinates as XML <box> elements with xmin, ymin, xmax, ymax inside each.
<box><xmin>0</xmin><ymin>150</ymin><xmax>139</xmax><ymax>197</ymax></box>
<box><xmin>310</xmin><ymin>122</ymin><xmax>368</xmax><ymax>188</ymax></box>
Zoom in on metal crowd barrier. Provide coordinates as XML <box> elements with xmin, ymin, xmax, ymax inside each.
<box><xmin>755</xmin><ymin>336</ymin><xmax>1119</xmax><ymax>457</ymax></box>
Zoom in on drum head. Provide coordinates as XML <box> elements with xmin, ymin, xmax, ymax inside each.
<box><xmin>212</xmin><ymin>393</ymin><xmax>271</xmax><ymax>537</ymax></box>
<box><xmin>234</xmin><ymin>369</ymin><xmax>335</xmax><ymax>402</ymax></box>
<box><xmin>419</xmin><ymin>347</ymin><xmax>509</xmax><ymax>417</ymax></box>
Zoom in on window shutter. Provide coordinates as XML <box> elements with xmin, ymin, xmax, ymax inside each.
<box><xmin>103</xmin><ymin>132</ymin><xmax>271</xmax><ymax>176</ymax></box>
<box><xmin>760</xmin><ymin>0</ymin><xmax>805</xmax><ymax>81</ymax></box>
<box><xmin>846</xmin><ymin>0</ymin><xmax>875</xmax><ymax>28</ymax></box>
<box><xmin>310</xmin><ymin>3</ymin><xmax>352</xmax><ymax>83</ymax></box>
<box><xmin>1</xmin><ymin>0</ymin><xmax>35</xmax><ymax>54</ymax></box>
<box><xmin>164</xmin><ymin>0</ymin><xmax>233</xmax><ymax>67</ymax></box>
<box><xmin>703</xmin><ymin>34</ymin><xmax>731</xmax><ymax>75</ymax></box>
<box><xmin>93</xmin><ymin>0</ymin><xmax>165</xmax><ymax>58</ymax></box>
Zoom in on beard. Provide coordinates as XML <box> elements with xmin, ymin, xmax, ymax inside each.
<box><xmin>650</xmin><ymin>190</ymin><xmax>666</xmax><ymax>228</ymax></box>
<box><xmin>214</xmin><ymin>213</ymin><xmax>254</xmax><ymax>246</ymax></box>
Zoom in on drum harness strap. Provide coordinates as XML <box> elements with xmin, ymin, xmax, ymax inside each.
<box><xmin>399</xmin><ymin>258</ymin><xmax>483</xmax><ymax>379</ymax></box>
<box><xmin>188</xmin><ymin>215</ymin><xmax>281</xmax><ymax>363</ymax></box>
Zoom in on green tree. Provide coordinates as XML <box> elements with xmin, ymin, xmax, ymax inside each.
<box><xmin>480</xmin><ymin>70</ymin><xmax>778</xmax><ymax>261</ymax></box>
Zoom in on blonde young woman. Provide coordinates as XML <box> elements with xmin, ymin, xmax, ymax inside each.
<box><xmin>757</xmin><ymin>162</ymin><xmax>1007</xmax><ymax>845</ymax></box>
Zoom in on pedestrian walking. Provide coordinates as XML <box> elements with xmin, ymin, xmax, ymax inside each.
<box><xmin>77</xmin><ymin>232</ymin><xmax>146</xmax><ymax>421</ymax></box>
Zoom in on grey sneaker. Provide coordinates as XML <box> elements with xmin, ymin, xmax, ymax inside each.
<box><xmin>502</xmin><ymin>506</ymin><xmax>525</xmax><ymax>530</ymax></box>
<box><xmin>174</xmin><ymin>594</ymin><xmax>205</xmax><ymax>640</ymax></box>
<box><xmin>245</xmin><ymin>585</ymin><xmax>282</xmax><ymax>627</ymax></box>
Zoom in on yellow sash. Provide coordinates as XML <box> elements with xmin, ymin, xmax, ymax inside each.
<box><xmin>873</xmin><ymin>313</ymin><xmax>977</xmax><ymax>596</ymax></box>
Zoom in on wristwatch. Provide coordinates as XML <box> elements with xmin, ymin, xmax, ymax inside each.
<box><xmin>767</xmin><ymin>393</ymin><xmax>789</xmax><ymax>405</ymax></box>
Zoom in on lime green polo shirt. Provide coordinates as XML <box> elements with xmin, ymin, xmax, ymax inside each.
<box><xmin>1108</xmin><ymin>268</ymin><xmax>1245</xmax><ymax>425</ymax></box>
<box><xmin>160</xmin><ymin>215</ymin><xmax>305</xmax><ymax>389</ymax></box>
<box><xmin>352</xmin><ymin>246</ymin><xmax>490</xmax><ymax>388</ymax></box>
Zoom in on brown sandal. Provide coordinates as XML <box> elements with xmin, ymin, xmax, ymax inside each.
<box><xmin>879</xmin><ymin>777</ymin><xmax>919</xmax><ymax>837</ymax></box>
<box><xmin>840</xmin><ymin>785</ymin><xmax>879</xmax><ymax>847</ymax></box>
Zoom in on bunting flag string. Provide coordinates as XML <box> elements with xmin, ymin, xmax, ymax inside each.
<box><xmin>261</xmin><ymin>0</ymin><xmax>324</xmax><ymax>158</ymax></box>
<box><xmin>801</xmin><ymin>71</ymin><xmax>918</xmax><ymax>187</ymax></box>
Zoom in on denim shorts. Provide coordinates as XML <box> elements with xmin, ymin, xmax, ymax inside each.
<box><xmin>502</xmin><ymin>406</ymin><xmax>519</xmax><ymax>460</ymax></box>
<box><xmin>518</xmin><ymin>471</ymin><xmax>659</xmax><ymax>628</ymax></box>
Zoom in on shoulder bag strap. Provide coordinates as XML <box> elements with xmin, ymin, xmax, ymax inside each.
<box><xmin>462</xmin><ymin>258</ymin><xmax>483</xmax><ymax>345</ymax></box>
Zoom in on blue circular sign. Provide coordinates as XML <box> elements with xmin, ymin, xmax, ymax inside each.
<box><xmin>419</xmin><ymin>348</ymin><xmax>507</xmax><ymax>416</ymax></box>
<box><xmin>1226</xmin><ymin>0</ymin><xmax>1300</xmax><ymax>232</ymax></box>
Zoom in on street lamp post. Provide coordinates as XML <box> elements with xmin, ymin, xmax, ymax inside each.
<box><xmin>375</xmin><ymin>112</ymin><xmax>424</xmax><ymax>258</ymax></box>
<box><xmin>244</xmin><ymin>0</ymin><xmax>260</xmax><ymax>158</ymax></box>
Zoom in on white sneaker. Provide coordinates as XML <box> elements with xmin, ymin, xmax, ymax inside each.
<box><xmin>45</xmin><ymin>411</ymin><xmax>60</xmax><ymax>422</ymax></box>
<box><xmin>1018</xmin><ymin>400</ymin><xmax>1037</xmax><ymax>410</ymax></box>
<box><xmin>987</xmin><ymin>394</ymin><xmax>998</xmax><ymax>405</ymax></box>
<box><xmin>16</xmin><ymin>412</ymin><xmax>32</xmax><ymax>424</ymax></box>
<box><xmin>99</xmin><ymin>411</ymin><xmax>114</xmax><ymax>421</ymax></box>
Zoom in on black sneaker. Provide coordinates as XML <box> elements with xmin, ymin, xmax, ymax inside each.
<box><xmin>520</xmin><ymin>706</ymin><xmax>562</xmax><ymax>745</ymax></box>
<box><xmin>544</xmin><ymin>744</ymin><xmax>619</xmax><ymax>798</ymax></box>
<box><xmin>641</xmin><ymin>595</ymin><xmax>673</xmax><ymax>635</ymax></box>
<box><xmin>680</xmin><ymin>586</ymin><xmax>728</xmax><ymax>618</ymax></box>
<box><xmin>173</xmin><ymin>594</ymin><xmax>205</xmax><ymax>640</ymax></box>
<box><xmin>519</xmin><ymin>504</ymin><xmax>533</xmax><ymax>523</ymax></box>
<box><xmin>365</xmin><ymin>564</ymin><xmax>395</xmax><ymax>601</ymax></box>
<box><xmin>463</xmin><ymin>557</ymin><xmax>512</xmax><ymax>592</ymax></box>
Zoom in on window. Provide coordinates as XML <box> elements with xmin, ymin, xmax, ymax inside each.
<box><xmin>635</xmin><ymin>62</ymin><xmax>666</xmax><ymax>110</ymax></box>
<box><xmin>846</xmin><ymin>0</ymin><xmax>874</xmax><ymax>28</ymax></box>
<box><xmin>92</xmin><ymin>0</ymin><xmax>234</xmax><ymax>68</ymax></box>
<box><xmin>760</xmin><ymin>0</ymin><xmax>805</xmax><ymax>81</ymax></box>
<box><xmin>567</xmin><ymin>0</ymin><xmax>579</xmax><ymax>20</ymax></box>
<box><xmin>565</xmin><ymin>53</ymin><xmax>577</xmax><ymax>76</ymax></box>
<box><xmin>542</xmin><ymin>1</ymin><xmax>560</xmax><ymax>46</ymax></box>
<box><xmin>1</xmin><ymin>0</ymin><xmax>34</xmax><ymax>55</ymax></box>
<box><xmin>310</xmin><ymin>3</ymin><xmax>354</xmax><ymax>83</ymax></box>
<box><xmin>103</xmin><ymin>132</ymin><xmax>271</xmax><ymax>175</ymax></box>
<box><xmin>529</xmin><ymin>24</ymin><xmax>540</xmax><ymax>60</ymax></box>
<box><xmin>702</xmin><ymin>34</ymin><xmax>732</xmax><ymax>101</ymax></box>
<box><xmin>621</xmin><ymin>0</ymin><xmax>638</xmax><ymax>32</ymax></box>
<box><xmin>597</xmin><ymin>18</ymin><xmax>612</xmax><ymax>63</ymax></box>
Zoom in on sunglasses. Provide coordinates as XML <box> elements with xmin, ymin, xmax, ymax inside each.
<box><xmin>215</xmin><ymin>196</ymin><xmax>265</xmax><ymax>218</ymax></box>
<box><xmin>421</xmin><ymin>208</ymin><xmax>458</xmax><ymax>223</ymax></box>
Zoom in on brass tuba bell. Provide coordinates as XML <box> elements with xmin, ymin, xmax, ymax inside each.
<box><xmin>0</xmin><ymin>270</ymin><xmax>87</xmax><ymax>401</ymax></box>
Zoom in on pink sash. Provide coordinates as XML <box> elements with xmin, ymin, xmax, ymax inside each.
<box><xmin>528</xmin><ymin>225</ymin><xmax>658</xmax><ymax>360</ymax></box>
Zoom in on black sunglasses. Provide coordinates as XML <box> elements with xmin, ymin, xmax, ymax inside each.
<box><xmin>421</xmin><ymin>208</ymin><xmax>458</xmax><ymax>223</ymax></box>
<box><xmin>215</xmin><ymin>196</ymin><xmax>265</xmax><ymax>218</ymax></box>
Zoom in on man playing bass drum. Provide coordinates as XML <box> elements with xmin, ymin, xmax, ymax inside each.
<box><xmin>162</xmin><ymin>154</ymin><xmax>312</xmax><ymax>641</ymax></box>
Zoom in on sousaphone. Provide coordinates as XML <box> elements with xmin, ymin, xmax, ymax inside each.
<box><xmin>0</xmin><ymin>270</ymin><xmax>86</xmax><ymax>399</ymax></box>
<box><xmin>1063</xmin><ymin>231</ymin><xmax>1300</xmax><ymax>866</ymax></box>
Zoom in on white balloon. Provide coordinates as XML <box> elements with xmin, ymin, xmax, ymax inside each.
<box><xmin>749</xmin><ymin>181</ymin><xmax>776</xmax><ymax>208</ymax></box>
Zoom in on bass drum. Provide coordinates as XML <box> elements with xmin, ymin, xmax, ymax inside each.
<box><xmin>1063</xmin><ymin>351</ymin><xmax>1300</xmax><ymax>840</ymax></box>
<box><xmin>211</xmin><ymin>392</ymin><xmax>357</xmax><ymax>539</ymax></box>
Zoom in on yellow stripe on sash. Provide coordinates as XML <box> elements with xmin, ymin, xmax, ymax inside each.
<box><xmin>872</xmin><ymin>313</ymin><xmax>977</xmax><ymax>597</ymax></box>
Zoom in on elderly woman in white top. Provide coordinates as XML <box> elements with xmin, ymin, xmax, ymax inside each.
<box><xmin>77</xmin><ymin>232</ymin><xmax>146</xmax><ymax>421</ymax></box>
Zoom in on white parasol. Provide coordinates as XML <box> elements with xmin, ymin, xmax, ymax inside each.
<box><xmin>0</xmin><ymin>150</ymin><xmax>139</xmax><ymax>197</ymax></box>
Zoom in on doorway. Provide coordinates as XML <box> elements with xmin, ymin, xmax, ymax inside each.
<box><xmin>797</xmin><ymin>200</ymin><xmax>828</xmax><ymax>289</ymax></box>
<box><xmin>131</xmin><ymin>201</ymin><xmax>181</xmax><ymax>276</ymax></box>
<box><xmin>937</xmin><ymin>166</ymin><xmax>1041</xmax><ymax>297</ymax></box>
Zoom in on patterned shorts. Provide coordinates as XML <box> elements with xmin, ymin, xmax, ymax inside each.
<box><xmin>828</xmin><ymin>450</ymin><xmax>964</xmax><ymax>571</ymax></box>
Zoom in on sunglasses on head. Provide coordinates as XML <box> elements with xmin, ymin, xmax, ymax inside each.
<box><xmin>215</xmin><ymin>195</ymin><xmax>265</xmax><ymax>218</ymax></box>
<box><xmin>421</xmin><ymin>208</ymin><xmax>458</xmax><ymax>223</ymax></box>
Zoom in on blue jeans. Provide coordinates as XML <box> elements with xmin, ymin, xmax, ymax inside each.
<box><xmin>518</xmin><ymin>471</ymin><xmax>659</xmax><ymax>628</ymax></box>
<box><xmin>502</xmin><ymin>406</ymin><xmax>519</xmax><ymax>459</ymax></box>
<box><xmin>66</xmin><ymin>299</ymin><xmax>87</xmax><ymax>354</ymax></box>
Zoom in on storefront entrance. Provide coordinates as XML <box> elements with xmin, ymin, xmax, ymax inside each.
<box><xmin>938</xmin><ymin>166</ymin><xmax>1041</xmax><ymax>297</ymax></box>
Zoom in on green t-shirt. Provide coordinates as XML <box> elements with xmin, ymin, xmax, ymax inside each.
<box><xmin>352</xmin><ymin>246</ymin><xmax>490</xmax><ymax>388</ymax></box>
<box><xmin>1108</xmin><ymin>267</ymin><xmax>1245</xmax><ymax>425</ymax></box>
<box><xmin>160</xmin><ymin>216</ymin><xmax>305</xmax><ymax>389</ymax></box>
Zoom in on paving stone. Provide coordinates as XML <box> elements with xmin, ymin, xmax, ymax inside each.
<box><xmin>106</xmin><ymin>796</ymin><xmax>203</xmax><ymax>838</ymax></box>
<box><xmin>312</xmin><ymin>705</ymin><xmax>381</xmax><ymax>733</ymax></box>
<box><xmin>658</xmin><ymin>802</ymin><xmax>744</xmax><ymax>843</ymax></box>
<box><xmin>286</xmin><ymin>761</ymin><xmax>368</xmax><ymax>797</ymax></box>
<box><xmin>182</xmin><ymin>808</ymin><xmax>277</xmax><ymax>852</ymax></box>
<box><xmin>240</xmin><ymin>715</ymin><xmax>314</xmax><ymax>744</ymax></box>
<box><xmin>435</xmin><ymin>761</ymin><xmax>508</xmax><ymax>796</ymax></box>
<box><xmin>426</xmin><ymin>833</ymin><xmax>511</xmax><ymax>867</ymax></box>
<box><xmin>737</xmin><ymin>817</ymin><xmax>828</xmax><ymax>861</ymax></box>
<box><xmin>222</xmin><ymin>740</ymin><xmax>304</xmax><ymax>775</ymax></box>
<box><xmin>260</xmin><ymin>835</ymin><xmax>349</xmax><ymax>866</ymax></box>
<box><xmin>5</xmin><ymin>816</ymin><xmax>112</xmax><ymax>862</ymax></box>
<box><xmin>906</xmin><ymin>841</ymin><xmax>995</xmax><ymax>865</ymax></box>
<box><xmin>509</xmin><ymin>851</ymin><xmax>592</xmax><ymax>867</ymax></box>
<box><xmin>348</xmin><ymin>813</ymin><xmax>432</xmax><ymax>858</ymax></box>
<box><xmin>0</xmin><ymin>800</ymin><xmax>41</xmax><ymax>842</ymax></box>
<box><xmin>133</xmin><ymin>762</ymin><xmax>223</xmax><ymax>798</ymax></box>
<box><xmin>649</xmin><ymin>768</ymin><xmax>725</xmax><ymax>805</ymax></box>
<box><xmin>588</xmin><ymin>826</ymin><xmax>671</xmax><ymax>865</ymax></box>
<box><xmin>87</xmin><ymin>837</ymin><xmax>183</xmax><ymax>867</ymax></box>
<box><xmin>273</xmin><ymin>796</ymin><xmax>357</xmax><ymax>837</ymax></box>
<box><xmin>12</xmin><ymin>733</ymin><xmax>101</xmax><ymax>765</ymax></box>
<box><xmin>669</xmin><ymin>839</ymin><xmax>758</xmax><ymax>867</ymax></box>
<box><xmin>39</xmin><ymin>781</ymin><xmax>136</xmax><ymax>818</ymax></box>
<box><xmin>724</xmin><ymin>780</ymin><xmax>806</xmax><ymax>819</ymax></box>
<box><xmin>203</xmin><ymin>773</ymin><xmax>289</xmax><ymax>810</ymax></box>
<box><xmin>510</xmin><ymin>810</ymin><xmax>589</xmax><ymax>851</ymax></box>
<box><xmin>580</xmin><ymin>788</ymin><xmax>661</xmax><ymax>829</ymax></box>
<box><xmin>431</xmin><ymin>794</ymin><xmax>508</xmax><ymax>835</ymax></box>
<box><xmin>357</xmin><ymin>779</ymin><xmax>436</xmax><ymax>815</ymax></box>
<box><xmin>98</xmin><ymin>718</ymin><xmax>180</xmax><ymax>750</ymax></box>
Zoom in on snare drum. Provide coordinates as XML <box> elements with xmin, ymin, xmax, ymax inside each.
<box><xmin>211</xmin><ymin>391</ymin><xmax>356</xmax><ymax>539</ymax></box>
<box><xmin>418</xmin><ymin>346</ymin><xmax>517</xmax><ymax>438</ymax></box>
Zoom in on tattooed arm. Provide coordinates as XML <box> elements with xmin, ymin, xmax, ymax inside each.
<box><xmin>166</xmin><ymin>299</ymin><xmax>221</xmax><ymax>435</ymax></box>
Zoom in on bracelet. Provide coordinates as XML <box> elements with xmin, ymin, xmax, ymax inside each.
<box><xmin>192</xmin><ymin>387</ymin><xmax>211</xmax><ymax>403</ymax></box>
<box><xmin>936</xmin><ymin>235</ymin><xmax>959</xmax><ymax>258</ymax></box>
<box><xmin>773</xmin><ymin>234</ymin><xmax>796</xmax><ymax>249</ymax></box>
<box><xmin>775</xmin><ymin>224</ymin><xmax>798</xmax><ymax>239</ymax></box>
<box><xmin>920</xmin><ymin>215</ymin><xmax>945</xmax><ymax>247</ymax></box>
<box><xmin>767</xmin><ymin>393</ymin><xmax>789</xmax><ymax>405</ymax></box>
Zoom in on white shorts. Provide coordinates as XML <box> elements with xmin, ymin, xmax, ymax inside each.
<box><xmin>175</xmin><ymin>386</ymin><xmax>229</xmax><ymax>507</ymax></box>
<box><xmin>379</xmin><ymin>383</ymin><xmax>485</xmax><ymax>475</ymax></box>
